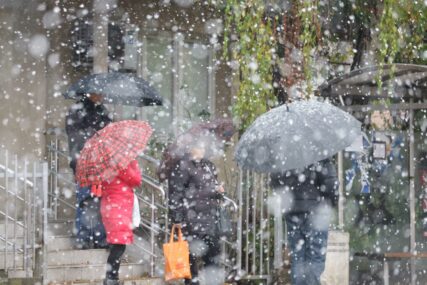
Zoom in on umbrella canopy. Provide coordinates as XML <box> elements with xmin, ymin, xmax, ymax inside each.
<box><xmin>157</xmin><ymin>118</ymin><xmax>235</xmax><ymax>181</ymax></box>
<box><xmin>63</xmin><ymin>72</ymin><xmax>163</xmax><ymax>107</ymax></box>
<box><xmin>76</xmin><ymin>120</ymin><xmax>153</xmax><ymax>187</ymax></box>
<box><xmin>234</xmin><ymin>99</ymin><xmax>361</xmax><ymax>173</ymax></box>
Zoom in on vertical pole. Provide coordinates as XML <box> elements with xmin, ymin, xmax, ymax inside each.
<box><xmin>208</xmin><ymin>47</ymin><xmax>216</xmax><ymax>117</ymax></box>
<box><xmin>4</xmin><ymin>150</ymin><xmax>8</xmax><ymax>270</ymax></box>
<box><xmin>23</xmin><ymin>159</ymin><xmax>28</xmax><ymax>275</ymax></box>
<box><xmin>93</xmin><ymin>0</ymin><xmax>109</xmax><ymax>74</ymax></box>
<box><xmin>252</xmin><ymin>174</ymin><xmax>257</xmax><ymax>275</ymax></box>
<box><xmin>172</xmin><ymin>34</ymin><xmax>183</xmax><ymax>135</ymax></box>
<box><xmin>259</xmin><ymin>174</ymin><xmax>264</xmax><ymax>275</ymax></box>
<box><xmin>13</xmin><ymin>155</ymin><xmax>18</xmax><ymax>269</ymax></box>
<box><xmin>337</xmin><ymin>151</ymin><xmax>345</xmax><ymax>228</ymax></box>
<box><xmin>150</xmin><ymin>192</ymin><xmax>155</xmax><ymax>276</ymax></box>
<box><xmin>273</xmin><ymin>190</ymin><xmax>283</xmax><ymax>270</ymax></box>
<box><xmin>54</xmin><ymin>136</ymin><xmax>59</xmax><ymax>220</ymax></box>
<box><xmin>266</xmin><ymin>175</ymin><xmax>271</xmax><ymax>276</ymax></box>
<box><xmin>164</xmin><ymin>188</ymin><xmax>169</xmax><ymax>244</ymax></box>
<box><xmin>383</xmin><ymin>260</ymin><xmax>390</xmax><ymax>285</ymax></box>
<box><xmin>236</xmin><ymin>169</ymin><xmax>243</xmax><ymax>271</ymax></box>
<box><xmin>42</xmin><ymin>162</ymin><xmax>49</xmax><ymax>285</ymax></box>
<box><xmin>32</xmin><ymin>162</ymin><xmax>37</xmax><ymax>273</ymax></box>
<box><xmin>245</xmin><ymin>171</ymin><xmax>250</xmax><ymax>273</ymax></box>
<box><xmin>409</xmin><ymin>104</ymin><xmax>416</xmax><ymax>285</ymax></box>
<box><xmin>48</xmin><ymin>141</ymin><xmax>53</xmax><ymax>217</ymax></box>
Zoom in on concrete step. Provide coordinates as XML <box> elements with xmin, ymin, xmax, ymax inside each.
<box><xmin>0</xmin><ymin>223</ymin><xmax>25</xmax><ymax>238</ymax></box>
<box><xmin>47</xmin><ymin>235</ymin><xmax>75</xmax><ymax>251</ymax></box>
<box><xmin>46</xmin><ymin>221</ymin><xmax>75</xmax><ymax>237</ymax></box>
<box><xmin>49</xmin><ymin>277</ymin><xmax>165</xmax><ymax>285</ymax></box>
<box><xmin>0</xmin><ymin>252</ymin><xmax>26</xmax><ymax>269</ymax></box>
<box><xmin>7</xmin><ymin>269</ymin><xmax>33</xmax><ymax>279</ymax></box>
<box><xmin>46</xmin><ymin>262</ymin><xmax>151</xmax><ymax>283</ymax></box>
<box><xmin>0</xmin><ymin>237</ymin><xmax>25</xmax><ymax>250</ymax></box>
<box><xmin>48</xmin><ymin>249</ymin><xmax>110</xmax><ymax>267</ymax></box>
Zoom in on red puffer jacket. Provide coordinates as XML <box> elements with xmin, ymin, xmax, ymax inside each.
<box><xmin>101</xmin><ymin>160</ymin><xmax>141</xmax><ymax>244</ymax></box>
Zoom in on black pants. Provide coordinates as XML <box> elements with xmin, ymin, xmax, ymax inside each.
<box><xmin>106</xmin><ymin>244</ymin><xmax>126</xmax><ymax>280</ymax></box>
<box><xmin>185</xmin><ymin>235</ymin><xmax>221</xmax><ymax>285</ymax></box>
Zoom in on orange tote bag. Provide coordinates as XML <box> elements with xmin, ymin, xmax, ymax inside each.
<box><xmin>163</xmin><ymin>224</ymin><xmax>192</xmax><ymax>281</ymax></box>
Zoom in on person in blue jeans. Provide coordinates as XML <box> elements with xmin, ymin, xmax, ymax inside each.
<box><xmin>75</xmin><ymin>186</ymin><xmax>107</xmax><ymax>249</ymax></box>
<box><xmin>66</xmin><ymin>93</ymin><xmax>111</xmax><ymax>249</ymax></box>
<box><xmin>270</xmin><ymin>158</ymin><xmax>339</xmax><ymax>285</ymax></box>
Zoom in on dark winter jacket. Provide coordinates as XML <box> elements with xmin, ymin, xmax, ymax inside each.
<box><xmin>168</xmin><ymin>154</ymin><xmax>222</xmax><ymax>237</ymax></box>
<box><xmin>270</xmin><ymin>159</ymin><xmax>339</xmax><ymax>214</ymax></box>
<box><xmin>65</xmin><ymin>98</ymin><xmax>112</xmax><ymax>174</ymax></box>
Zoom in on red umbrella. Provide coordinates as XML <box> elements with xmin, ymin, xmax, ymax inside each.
<box><xmin>157</xmin><ymin>118</ymin><xmax>235</xmax><ymax>182</ymax></box>
<box><xmin>76</xmin><ymin>120</ymin><xmax>153</xmax><ymax>195</ymax></box>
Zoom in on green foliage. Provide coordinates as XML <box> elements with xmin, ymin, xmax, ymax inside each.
<box><xmin>299</xmin><ymin>0</ymin><xmax>319</xmax><ymax>97</ymax></box>
<box><xmin>377</xmin><ymin>0</ymin><xmax>400</xmax><ymax>89</ymax></box>
<box><xmin>376</xmin><ymin>0</ymin><xmax>427</xmax><ymax>87</ymax></box>
<box><xmin>394</xmin><ymin>1</ymin><xmax>427</xmax><ymax>64</ymax></box>
<box><xmin>222</xmin><ymin>0</ymin><xmax>276</xmax><ymax>132</ymax></box>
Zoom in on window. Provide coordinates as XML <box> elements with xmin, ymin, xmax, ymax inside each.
<box><xmin>70</xmin><ymin>16</ymin><xmax>125</xmax><ymax>69</ymax></box>
<box><xmin>137</xmin><ymin>34</ymin><xmax>216</xmax><ymax>142</ymax></box>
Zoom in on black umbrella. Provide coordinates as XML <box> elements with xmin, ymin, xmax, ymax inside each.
<box><xmin>63</xmin><ymin>72</ymin><xmax>162</xmax><ymax>107</ymax></box>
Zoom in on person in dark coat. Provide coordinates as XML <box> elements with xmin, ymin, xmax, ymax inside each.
<box><xmin>168</xmin><ymin>142</ymin><xmax>225</xmax><ymax>285</ymax></box>
<box><xmin>65</xmin><ymin>93</ymin><xmax>112</xmax><ymax>249</ymax></box>
<box><xmin>270</xmin><ymin>158</ymin><xmax>339</xmax><ymax>285</ymax></box>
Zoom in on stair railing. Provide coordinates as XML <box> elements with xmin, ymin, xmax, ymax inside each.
<box><xmin>0</xmin><ymin>149</ymin><xmax>49</xmax><ymax>279</ymax></box>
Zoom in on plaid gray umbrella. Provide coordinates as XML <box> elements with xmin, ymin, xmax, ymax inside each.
<box><xmin>234</xmin><ymin>99</ymin><xmax>361</xmax><ymax>173</ymax></box>
<box><xmin>63</xmin><ymin>72</ymin><xmax>162</xmax><ymax>107</ymax></box>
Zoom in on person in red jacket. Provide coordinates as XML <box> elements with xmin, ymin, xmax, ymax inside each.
<box><xmin>100</xmin><ymin>159</ymin><xmax>141</xmax><ymax>285</ymax></box>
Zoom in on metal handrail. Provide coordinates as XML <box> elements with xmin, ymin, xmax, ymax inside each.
<box><xmin>139</xmin><ymin>153</ymin><xmax>160</xmax><ymax>166</ymax></box>
<box><xmin>133</xmin><ymin>241</ymin><xmax>158</xmax><ymax>258</ymax></box>
<box><xmin>0</xmin><ymin>235</ymin><xmax>24</xmax><ymax>253</ymax></box>
<box><xmin>141</xmin><ymin>174</ymin><xmax>165</xmax><ymax>198</ymax></box>
<box><xmin>139</xmin><ymin>216</ymin><xmax>167</xmax><ymax>234</ymax></box>
<box><xmin>0</xmin><ymin>149</ymin><xmax>46</xmax><ymax>278</ymax></box>
<box><xmin>47</xmin><ymin>192</ymin><xmax>76</xmax><ymax>210</ymax></box>
<box><xmin>0</xmin><ymin>211</ymin><xmax>26</xmax><ymax>229</ymax></box>
<box><xmin>223</xmin><ymin>195</ymin><xmax>238</xmax><ymax>211</ymax></box>
<box><xmin>0</xmin><ymin>186</ymin><xmax>25</xmax><ymax>202</ymax></box>
<box><xmin>0</xmin><ymin>164</ymin><xmax>35</xmax><ymax>188</ymax></box>
<box><xmin>44</xmin><ymin>127</ymin><xmax>68</xmax><ymax>138</ymax></box>
<box><xmin>46</xmin><ymin>144</ymin><xmax>69</xmax><ymax>160</ymax></box>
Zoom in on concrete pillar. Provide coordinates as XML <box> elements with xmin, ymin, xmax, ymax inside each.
<box><xmin>93</xmin><ymin>0</ymin><xmax>109</xmax><ymax>73</ymax></box>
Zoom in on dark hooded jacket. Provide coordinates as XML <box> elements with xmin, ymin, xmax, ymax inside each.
<box><xmin>65</xmin><ymin>98</ymin><xmax>112</xmax><ymax>174</ymax></box>
<box><xmin>270</xmin><ymin>159</ymin><xmax>339</xmax><ymax>214</ymax></box>
<box><xmin>168</xmin><ymin>154</ymin><xmax>222</xmax><ymax>237</ymax></box>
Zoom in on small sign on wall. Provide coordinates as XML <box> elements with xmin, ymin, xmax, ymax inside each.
<box><xmin>372</xmin><ymin>141</ymin><xmax>387</xmax><ymax>159</ymax></box>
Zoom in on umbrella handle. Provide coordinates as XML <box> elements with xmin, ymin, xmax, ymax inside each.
<box><xmin>91</xmin><ymin>184</ymin><xmax>102</xmax><ymax>197</ymax></box>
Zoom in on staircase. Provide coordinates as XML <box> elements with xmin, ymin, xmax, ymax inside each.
<box><xmin>39</xmin><ymin>222</ymin><xmax>164</xmax><ymax>285</ymax></box>
<box><xmin>0</xmin><ymin>130</ymin><xmax>242</xmax><ymax>284</ymax></box>
<box><xmin>0</xmin><ymin>139</ymin><xmax>168</xmax><ymax>284</ymax></box>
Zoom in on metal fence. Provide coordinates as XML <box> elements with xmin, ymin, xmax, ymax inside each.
<box><xmin>234</xmin><ymin>170</ymin><xmax>275</xmax><ymax>283</ymax></box>
<box><xmin>0</xmin><ymin>148</ymin><xmax>48</xmax><ymax>278</ymax></box>
<box><xmin>44</xmin><ymin>130</ymin><xmax>276</xmax><ymax>282</ymax></box>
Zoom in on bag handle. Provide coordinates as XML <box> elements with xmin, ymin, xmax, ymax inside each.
<box><xmin>169</xmin><ymin>224</ymin><xmax>184</xmax><ymax>243</ymax></box>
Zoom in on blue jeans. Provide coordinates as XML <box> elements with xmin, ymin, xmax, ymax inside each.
<box><xmin>285</xmin><ymin>213</ymin><xmax>329</xmax><ymax>285</ymax></box>
<box><xmin>75</xmin><ymin>186</ymin><xmax>106</xmax><ymax>247</ymax></box>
